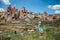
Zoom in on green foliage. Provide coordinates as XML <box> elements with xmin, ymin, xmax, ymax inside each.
<box><xmin>53</xmin><ymin>33</ymin><xmax>60</xmax><ymax>40</ymax></box>
<box><xmin>0</xmin><ymin>23</ymin><xmax>60</xmax><ymax>40</ymax></box>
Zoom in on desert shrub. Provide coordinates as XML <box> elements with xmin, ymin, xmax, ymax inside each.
<box><xmin>53</xmin><ymin>33</ymin><xmax>60</xmax><ymax>40</ymax></box>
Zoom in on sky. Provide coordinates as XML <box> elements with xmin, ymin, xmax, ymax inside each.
<box><xmin>0</xmin><ymin>0</ymin><xmax>60</xmax><ymax>14</ymax></box>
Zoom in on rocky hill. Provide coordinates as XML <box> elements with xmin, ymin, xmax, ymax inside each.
<box><xmin>0</xmin><ymin>5</ymin><xmax>60</xmax><ymax>24</ymax></box>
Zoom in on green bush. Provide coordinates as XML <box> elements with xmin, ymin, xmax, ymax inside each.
<box><xmin>53</xmin><ymin>33</ymin><xmax>60</xmax><ymax>40</ymax></box>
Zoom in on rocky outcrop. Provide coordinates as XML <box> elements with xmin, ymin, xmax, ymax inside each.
<box><xmin>0</xmin><ymin>5</ymin><xmax>59</xmax><ymax>24</ymax></box>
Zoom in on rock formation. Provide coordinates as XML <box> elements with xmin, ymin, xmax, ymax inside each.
<box><xmin>0</xmin><ymin>5</ymin><xmax>58</xmax><ymax>24</ymax></box>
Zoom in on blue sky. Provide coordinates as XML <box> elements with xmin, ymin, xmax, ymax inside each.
<box><xmin>0</xmin><ymin>0</ymin><xmax>60</xmax><ymax>14</ymax></box>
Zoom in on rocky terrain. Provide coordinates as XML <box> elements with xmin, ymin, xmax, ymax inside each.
<box><xmin>0</xmin><ymin>5</ymin><xmax>59</xmax><ymax>24</ymax></box>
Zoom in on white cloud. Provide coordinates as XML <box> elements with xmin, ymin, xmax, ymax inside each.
<box><xmin>48</xmin><ymin>5</ymin><xmax>52</xmax><ymax>9</ymax></box>
<box><xmin>48</xmin><ymin>5</ymin><xmax>60</xmax><ymax>10</ymax></box>
<box><xmin>1</xmin><ymin>0</ymin><xmax>11</xmax><ymax>5</ymax></box>
<box><xmin>48</xmin><ymin>5</ymin><xmax>60</xmax><ymax>13</ymax></box>
<box><xmin>55</xmin><ymin>10</ymin><xmax>60</xmax><ymax>13</ymax></box>
<box><xmin>0</xmin><ymin>8</ymin><xmax>5</xmax><ymax>12</ymax></box>
<box><xmin>52</xmin><ymin>5</ymin><xmax>60</xmax><ymax>10</ymax></box>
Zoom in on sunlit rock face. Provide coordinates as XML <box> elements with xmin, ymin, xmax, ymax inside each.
<box><xmin>0</xmin><ymin>5</ymin><xmax>59</xmax><ymax>24</ymax></box>
<box><xmin>26</xmin><ymin>12</ymin><xmax>35</xmax><ymax>19</ymax></box>
<box><xmin>19</xmin><ymin>7</ymin><xmax>26</xmax><ymax>19</ymax></box>
<box><xmin>20</xmin><ymin>7</ymin><xmax>27</xmax><ymax>13</ymax></box>
<box><xmin>41</xmin><ymin>12</ymin><xmax>49</xmax><ymax>21</ymax></box>
<box><xmin>0</xmin><ymin>5</ymin><xmax>12</xmax><ymax>23</ymax></box>
<box><xmin>7</xmin><ymin>5</ymin><xmax>12</xmax><ymax>14</ymax></box>
<box><xmin>7</xmin><ymin>5</ymin><xmax>19</xmax><ymax>20</ymax></box>
<box><xmin>12</xmin><ymin>6</ymin><xmax>19</xmax><ymax>20</ymax></box>
<box><xmin>47</xmin><ymin>15</ymin><xmax>54</xmax><ymax>21</ymax></box>
<box><xmin>24</xmin><ymin>17</ymin><xmax>31</xmax><ymax>23</ymax></box>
